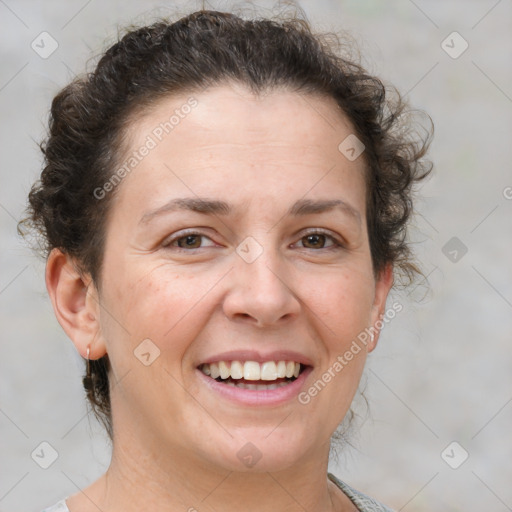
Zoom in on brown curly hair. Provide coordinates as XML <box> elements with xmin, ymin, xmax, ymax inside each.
<box><xmin>20</xmin><ymin>8</ymin><xmax>433</xmax><ymax>440</ymax></box>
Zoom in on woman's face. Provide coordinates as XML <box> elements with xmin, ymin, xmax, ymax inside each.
<box><xmin>94</xmin><ymin>84</ymin><xmax>392</xmax><ymax>471</ymax></box>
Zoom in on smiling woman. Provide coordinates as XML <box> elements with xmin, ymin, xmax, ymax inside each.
<box><xmin>20</xmin><ymin>7</ymin><xmax>432</xmax><ymax>512</ymax></box>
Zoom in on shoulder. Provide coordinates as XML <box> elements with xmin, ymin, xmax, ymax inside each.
<box><xmin>328</xmin><ymin>473</ymin><xmax>395</xmax><ymax>512</ymax></box>
<box><xmin>40</xmin><ymin>499</ymin><xmax>70</xmax><ymax>512</ymax></box>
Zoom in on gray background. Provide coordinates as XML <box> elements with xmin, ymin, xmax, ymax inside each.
<box><xmin>1</xmin><ymin>0</ymin><xmax>511</xmax><ymax>510</ymax></box>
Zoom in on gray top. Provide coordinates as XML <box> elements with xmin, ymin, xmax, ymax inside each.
<box><xmin>41</xmin><ymin>473</ymin><xmax>394</xmax><ymax>512</ymax></box>
<box><xmin>328</xmin><ymin>473</ymin><xmax>395</xmax><ymax>511</ymax></box>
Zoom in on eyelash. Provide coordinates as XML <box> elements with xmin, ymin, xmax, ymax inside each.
<box><xmin>162</xmin><ymin>228</ymin><xmax>345</xmax><ymax>252</ymax></box>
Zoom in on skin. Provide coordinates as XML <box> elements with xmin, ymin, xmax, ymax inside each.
<box><xmin>46</xmin><ymin>83</ymin><xmax>393</xmax><ymax>512</ymax></box>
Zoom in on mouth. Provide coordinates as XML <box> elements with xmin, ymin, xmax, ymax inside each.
<box><xmin>199</xmin><ymin>360</ymin><xmax>305</xmax><ymax>390</ymax></box>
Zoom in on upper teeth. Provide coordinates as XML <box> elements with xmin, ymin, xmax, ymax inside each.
<box><xmin>201</xmin><ymin>361</ymin><xmax>301</xmax><ymax>381</ymax></box>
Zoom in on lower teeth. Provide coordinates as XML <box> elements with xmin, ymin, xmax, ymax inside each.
<box><xmin>216</xmin><ymin>378</ymin><xmax>295</xmax><ymax>390</ymax></box>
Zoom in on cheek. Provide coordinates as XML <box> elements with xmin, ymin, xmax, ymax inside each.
<box><xmin>102</xmin><ymin>263</ymin><xmax>215</xmax><ymax>360</ymax></box>
<box><xmin>297</xmin><ymin>275</ymin><xmax>372</xmax><ymax>436</ymax></box>
<box><xmin>304</xmin><ymin>266</ymin><xmax>375</xmax><ymax>338</ymax></box>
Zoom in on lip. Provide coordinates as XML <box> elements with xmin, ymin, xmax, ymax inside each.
<box><xmin>196</xmin><ymin>365</ymin><xmax>313</xmax><ymax>406</ymax></box>
<box><xmin>197</xmin><ymin>350</ymin><xmax>313</xmax><ymax>366</ymax></box>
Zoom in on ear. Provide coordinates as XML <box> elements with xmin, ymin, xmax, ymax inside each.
<box><xmin>367</xmin><ymin>263</ymin><xmax>394</xmax><ymax>353</ymax></box>
<box><xmin>45</xmin><ymin>248</ymin><xmax>107</xmax><ymax>360</ymax></box>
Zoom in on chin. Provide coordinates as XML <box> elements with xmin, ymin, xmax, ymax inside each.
<box><xmin>199</xmin><ymin>428</ymin><xmax>316</xmax><ymax>473</ymax></box>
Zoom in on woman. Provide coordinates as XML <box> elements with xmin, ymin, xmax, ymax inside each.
<box><xmin>23</xmin><ymin>8</ymin><xmax>432</xmax><ymax>512</ymax></box>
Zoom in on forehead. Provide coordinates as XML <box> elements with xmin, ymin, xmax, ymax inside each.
<box><xmin>115</xmin><ymin>83</ymin><xmax>367</xmax><ymax>213</ymax></box>
<box><xmin>125</xmin><ymin>82</ymin><xmax>361</xmax><ymax>161</ymax></box>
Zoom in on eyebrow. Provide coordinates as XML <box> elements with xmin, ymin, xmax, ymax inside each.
<box><xmin>140</xmin><ymin>197</ymin><xmax>361</xmax><ymax>224</ymax></box>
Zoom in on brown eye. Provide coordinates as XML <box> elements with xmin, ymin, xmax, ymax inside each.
<box><xmin>176</xmin><ymin>235</ymin><xmax>203</xmax><ymax>248</ymax></box>
<box><xmin>163</xmin><ymin>231</ymin><xmax>217</xmax><ymax>251</ymax></box>
<box><xmin>301</xmin><ymin>233</ymin><xmax>330</xmax><ymax>249</ymax></box>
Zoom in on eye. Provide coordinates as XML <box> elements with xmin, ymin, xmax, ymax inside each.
<box><xmin>163</xmin><ymin>231</ymin><xmax>216</xmax><ymax>250</ymax></box>
<box><xmin>162</xmin><ymin>229</ymin><xmax>343</xmax><ymax>252</ymax></box>
<box><xmin>296</xmin><ymin>230</ymin><xmax>343</xmax><ymax>250</ymax></box>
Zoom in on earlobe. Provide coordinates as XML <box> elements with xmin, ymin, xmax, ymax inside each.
<box><xmin>367</xmin><ymin>263</ymin><xmax>394</xmax><ymax>353</ymax></box>
<box><xmin>45</xmin><ymin>249</ymin><xmax>107</xmax><ymax>360</ymax></box>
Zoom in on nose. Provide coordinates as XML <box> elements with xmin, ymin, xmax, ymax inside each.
<box><xmin>222</xmin><ymin>243</ymin><xmax>301</xmax><ymax>327</ymax></box>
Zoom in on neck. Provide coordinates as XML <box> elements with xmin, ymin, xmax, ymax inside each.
<box><xmin>81</xmin><ymin>428</ymin><xmax>350</xmax><ymax>512</ymax></box>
